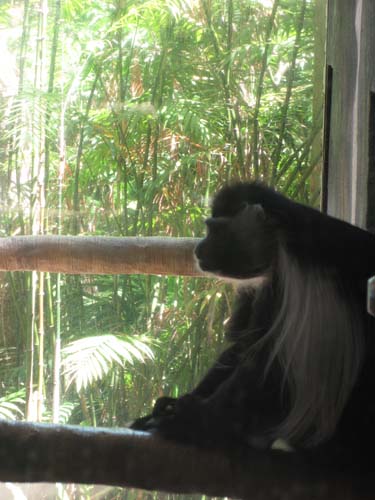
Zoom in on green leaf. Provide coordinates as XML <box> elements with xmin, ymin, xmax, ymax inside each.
<box><xmin>62</xmin><ymin>334</ymin><xmax>154</xmax><ymax>392</ymax></box>
<box><xmin>0</xmin><ymin>389</ymin><xmax>25</xmax><ymax>420</ymax></box>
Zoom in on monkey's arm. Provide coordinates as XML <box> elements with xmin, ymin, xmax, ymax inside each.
<box><xmin>130</xmin><ymin>343</ymin><xmax>241</xmax><ymax>431</ymax></box>
<box><xmin>132</xmin><ymin>287</ymin><xmax>264</xmax><ymax>430</ymax></box>
<box><xmin>137</xmin><ymin>351</ymin><xmax>284</xmax><ymax>450</ymax></box>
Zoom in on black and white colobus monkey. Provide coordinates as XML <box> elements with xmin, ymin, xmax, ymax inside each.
<box><xmin>132</xmin><ymin>182</ymin><xmax>375</xmax><ymax>466</ymax></box>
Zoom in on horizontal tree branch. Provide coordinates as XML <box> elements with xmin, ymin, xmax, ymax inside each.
<box><xmin>0</xmin><ymin>236</ymin><xmax>202</xmax><ymax>275</ymax></box>
<box><xmin>0</xmin><ymin>420</ymin><xmax>370</xmax><ymax>499</ymax></box>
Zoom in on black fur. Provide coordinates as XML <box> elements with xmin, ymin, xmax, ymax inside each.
<box><xmin>132</xmin><ymin>183</ymin><xmax>375</xmax><ymax>471</ymax></box>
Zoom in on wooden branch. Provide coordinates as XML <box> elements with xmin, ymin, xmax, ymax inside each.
<box><xmin>0</xmin><ymin>236</ymin><xmax>202</xmax><ymax>276</ymax></box>
<box><xmin>0</xmin><ymin>420</ymin><xmax>371</xmax><ymax>499</ymax></box>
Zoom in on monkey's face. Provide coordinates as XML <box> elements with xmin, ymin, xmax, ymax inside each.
<box><xmin>194</xmin><ymin>203</ymin><xmax>277</xmax><ymax>280</ymax></box>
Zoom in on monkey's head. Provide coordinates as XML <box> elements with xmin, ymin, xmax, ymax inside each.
<box><xmin>194</xmin><ymin>202</ymin><xmax>277</xmax><ymax>280</ymax></box>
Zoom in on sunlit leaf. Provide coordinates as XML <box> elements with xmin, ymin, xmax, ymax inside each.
<box><xmin>0</xmin><ymin>390</ymin><xmax>25</xmax><ymax>420</ymax></box>
<box><xmin>62</xmin><ymin>334</ymin><xmax>154</xmax><ymax>392</ymax></box>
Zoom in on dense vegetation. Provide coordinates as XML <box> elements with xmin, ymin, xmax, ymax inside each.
<box><xmin>0</xmin><ymin>0</ymin><xmax>323</xmax><ymax>497</ymax></box>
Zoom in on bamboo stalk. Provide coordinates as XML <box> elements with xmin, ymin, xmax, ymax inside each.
<box><xmin>271</xmin><ymin>0</ymin><xmax>307</xmax><ymax>183</ymax></box>
<box><xmin>252</xmin><ymin>0</ymin><xmax>280</xmax><ymax>179</ymax></box>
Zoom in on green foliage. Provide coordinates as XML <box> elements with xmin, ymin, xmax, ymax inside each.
<box><xmin>43</xmin><ymin>401</ymin><xmax>77</xmax><ymax>424</ymax></box>
<box><xmin>0</xmin><ymin>389</ymin><xmax>25</xmax><ymax>420</ymax></box>
<box><xmin>62</xmin><ymin>334</ymin><xmax>154</xmax><ymax>392</ymax></box>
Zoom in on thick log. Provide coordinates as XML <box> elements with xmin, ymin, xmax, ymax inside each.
<box><xmin>0</xmin><ymin>420</ymin><xmax>371</xmax><ymax>500</ymax></box>
<box><xmin>0</xmin><ymin>236</ymin><xmax>202</xmax><ymax>276</ymax></box>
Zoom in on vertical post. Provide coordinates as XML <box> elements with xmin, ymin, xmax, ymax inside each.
<box><xmin>324</xmin><ymin>0</ymin><xmax>375</xmax><ymax>228</ymax></box>
<box><xmin>367</xmin><ymin>91</ymin><xmax>375</xmax><ymax>232</ymax></box>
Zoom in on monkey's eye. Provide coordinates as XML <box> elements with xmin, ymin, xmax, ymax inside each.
<box><xmin>205</xmin><ymin>217</ymin><xmax>229</xmax><ymax>232</ymax></box>
<box><xmin>237</xmin><ymin>202</ymin><xmax>265</xmax><ymax>217</ymax></box>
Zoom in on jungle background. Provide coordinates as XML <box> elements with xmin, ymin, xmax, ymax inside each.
<box><xmin>0</xmin><ymin>0</ymin><xmax>325</xmax><ymax>498</ymax></box>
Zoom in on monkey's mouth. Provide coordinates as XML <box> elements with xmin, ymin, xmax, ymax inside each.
<box><xmin>196</xmin><ymin>260</ymin><xmax>212</xmax><ymax>272</ymax></box>
<box><xmin>194</xmin><ymin>257</ymin><xmax>219</xmax><ymax>274</ymax></box>
<box><xmin>196</xmin><ymin>257</ymin><xmax>268</xmax><ymax>282</ymax></box>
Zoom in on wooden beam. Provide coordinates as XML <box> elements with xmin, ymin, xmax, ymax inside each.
<box><xmin>0</xmin><ymin>420</ymin><xmax>372</xmax><ymax>499</ymax></box>
<box><xmin>0</xmin><ymin>236</ymin><xmax>202</xmax><ymax>276</ymax></box>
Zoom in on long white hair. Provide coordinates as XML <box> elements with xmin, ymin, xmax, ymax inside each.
<box><xmin>263</xmin><ymin>246</ymin><xmax>364</xmax><ymax>446</ymax></box>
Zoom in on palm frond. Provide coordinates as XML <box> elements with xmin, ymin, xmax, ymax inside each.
<box><xmin>62</xmin><ymin>334</ymin><xmax>154</xmax><ymax>392</ymax></box>
<box><xmin>43</xmin><ymin>401</ymin><xmax>77</xmax><ymax>424</ymax></box>
<box><xmin>0</xmin><ymin>389</ymin><xmax>25</xmax><ymax>420</ymax></box>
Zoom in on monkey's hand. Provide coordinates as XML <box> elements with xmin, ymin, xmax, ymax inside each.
<box><xmin>129</xmin><ymin>396</ymin><xmax>178</xmax><ymax>431</ymax></box>
<box><xmin>141</xmin><ymin>394</ymin><xmax>222</xmax><ymax>448</ymax></box>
